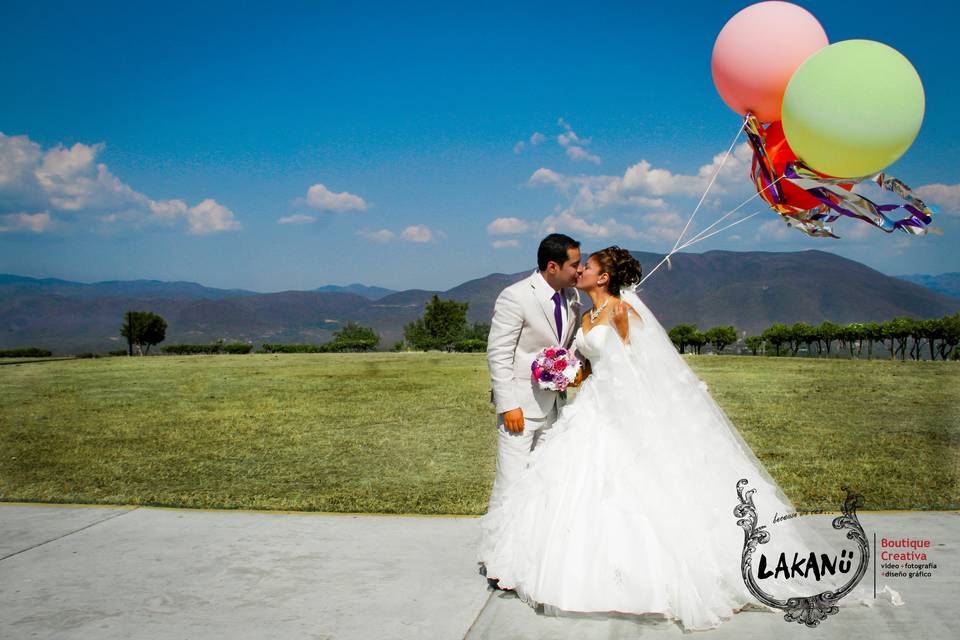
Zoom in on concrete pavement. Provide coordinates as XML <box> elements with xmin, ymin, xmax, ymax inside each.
<box><xmin>0</xmin><ymin>504</ymin><xmax>956</xmax><ymax>639</ymax></box>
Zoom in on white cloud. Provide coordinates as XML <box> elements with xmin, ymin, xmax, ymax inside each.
<box><xmin>493</xmin><ymin>239</ymin><xmax>520</xmax><ymax>249</ymax></box>
<box><xmin>513</xmin><ymin>132</ymin><xmax>549</xmax><ymax>155</ymax></box>
<box><xmin>514</xmin><ymin>121</ymin><xmax>599</xmax><ymax>162</ymax></box>
<box><xmin>487</xmin><ymin>217</ymin><xmax>531</xmax><ymax>235</ymax></box>
<box><xmin>357</xmin><ymin>224</ymin><xmax>438</xmax><ymax>244</ymax></box>
<box><xmin>0</xmin><ymin>211</ymin><xmax>51</xmax><ymax>233</ymax></box>
<box><xmin>148</xmin><ymin>199</ymin><xmax>188</xmax><ymax>222</ymax></box>
<box><xmin>621</xmin><ymin>143</ymin><xmax>753</xmax><ymax>198</ymax></box>
<box><xmin>565</xmin><ymin>145</ymin><xmax>601</xmax><ymax>164</ymax></box>
<box><xmin>400</xmin><ymin>224</ymin><xmax>434</xmax><ymax>243</ymax></box>
<box><xmin>525</xmin><ymin>142</ymin><xmax>758</xmax><ymax>244</ymax></box>
<box><xmin>528</xmin><ymin>167</ymin><xmax>569</xmax><ymax>190</ymax></box>
<box><xmin>0</xmin><ymin>131</ymin><xmax>240</xmax><ymax>234</ymax></box>
<box><xmin>556</xmin><ymin>118</ymin><xmax>600</xmax><ymax>164</ymax></box>
<box><xmin>277</xmin><ymin>214</ymin><xmax>317</xmax><ymax>225</ymax></box>
<box><xmin>358</xmin><ymin>228</ymin><xmax>395</xmax><ymax>243</ymax></box>
<box><xmin>540</xmin><ymin>211</ymin><xmax>640</xmax><ymax>240</ymax></box>
<box><xmin>306</xmin><ymin>183</ymin><xmax>368</xmax><ymax>212</ymax></box>
<box><xmin>528</xmin><ymin>167</ymin><xmax>668</xmax><ymax>218</ymax></box>
<box><xmin>915</xmin><ymin>183</ymin><xmax>960</xmax><ymax>215</ymax></box>
<box><xmin>185</xmin><ymin>199</ymin><xmax>242</xmax><ymax>235</ymax></box>
<box><xmin>756</xmin><ymin>219</ymin><xmax>792</xmax><ymax>241</ymax></box>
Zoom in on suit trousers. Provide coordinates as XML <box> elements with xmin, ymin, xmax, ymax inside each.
<box><xmin>486</xmin><ymin>402</ymin><xmax>559</xmax><ymax>513</ymax></box>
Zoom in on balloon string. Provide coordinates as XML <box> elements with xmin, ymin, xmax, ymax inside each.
<box><xmin>677</xmin><ymin>211</ymin><xmax>762</xmax><ymax>250</ymax></box>
<box><xmin>639</xmin><ymin>173</ymin><xmax>784</xmax><ymax>286</ymax></box>
<box><xmin>640</xmin><ymin>121</ymin><xmax>746</xmax><ymax>286</ymax></box>
<box><xmin>670</xmin><ymin>119</ymin><xmax>745</xmax><ymax>253</ymax></box>
<box><xmin>676</xmin><ymin>175</ymin><xmax>783</xmax><ymax>248</ymax></box>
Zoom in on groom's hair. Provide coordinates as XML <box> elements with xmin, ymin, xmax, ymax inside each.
<box><xmin>537</xmin><ymin>234</ymin><xmax>580</xmax><ymax>271</ymax></box>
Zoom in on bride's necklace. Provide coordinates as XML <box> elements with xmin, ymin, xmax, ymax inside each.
<box><xmin>590</xmin><ymin>296</ymin><xmax>613</xmax><ymax>322</ymax></box>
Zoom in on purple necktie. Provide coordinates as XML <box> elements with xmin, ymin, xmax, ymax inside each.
<box><xmin>552</xmin><ymin>291</ymin><xmax>563</xmax><ymax>342</ymax></box>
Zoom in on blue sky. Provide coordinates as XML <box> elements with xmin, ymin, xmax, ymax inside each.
<box><xmin>1</xmin><ymin>0</ymin><xmax>957</xmax><ymax>292</ymax></box>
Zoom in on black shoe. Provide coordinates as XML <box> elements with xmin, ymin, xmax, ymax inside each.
<box><xmin>487</xmin><ymin>577</ymin><xmax>514</xmax><ymax>592</ymax></box>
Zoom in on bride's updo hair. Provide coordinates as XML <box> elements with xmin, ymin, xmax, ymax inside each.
<box><xmin>592</xmin><ymin>246</ymin><xmax>642</xmax><ymax>296</ymax></box>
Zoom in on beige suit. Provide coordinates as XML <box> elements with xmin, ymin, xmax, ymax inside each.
<box><xmin>485</xmin><ymin>270</ymin><xmax>582</xmax><ymax>511</ymax></box>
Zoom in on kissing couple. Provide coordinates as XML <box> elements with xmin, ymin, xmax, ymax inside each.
<box><xmin>477</xmin><ymin>233</ymin><xmax>902</xmax><ymax>631</ymax></box>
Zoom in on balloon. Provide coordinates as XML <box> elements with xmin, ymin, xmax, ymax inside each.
<box><xmin>763</xmin><ymin>121</ymin><xmax>829</xmax><ymax>211</ymax></box>
<box><xmin>782</xmin><ymin>40</ymin><xmax>925</xmax><ymax>178</ymax></box>
<box><xmin>712</xmin><ymin>1</ymin><xmax>828</xmax><ymax>123</ymax></box>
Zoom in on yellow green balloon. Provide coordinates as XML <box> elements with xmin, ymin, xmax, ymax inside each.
<box><xmin>781</xmin><ymin>39</ymin><xmax>924</xmax><ymax>178</ymax></box>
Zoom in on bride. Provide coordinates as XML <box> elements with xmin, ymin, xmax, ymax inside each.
<box><xmin>477</xmin><ymin>246</ymin><xmax>900</xmax><ymax>631</ymax></box>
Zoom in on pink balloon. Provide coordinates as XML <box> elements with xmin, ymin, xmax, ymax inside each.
<box><xmin>712</xmin><ymin>1</ymin><xmax>828</xmax><ymax>123</ymax></box>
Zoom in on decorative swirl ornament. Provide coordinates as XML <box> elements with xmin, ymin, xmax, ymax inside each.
<box><xmin>734</xmin><ymin>480</ymin><xmax>869</xmax><ymax>628</ymax></box>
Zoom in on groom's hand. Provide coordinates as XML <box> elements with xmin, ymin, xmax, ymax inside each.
<box><xmin>503</xmin><ymin>408</ymin><xmax>525</xmax><ymax>433</ymax></box>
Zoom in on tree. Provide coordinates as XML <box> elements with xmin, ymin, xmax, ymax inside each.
<box><xmin>403</xmin><ymin>295</ymin><xmax>469</xmax><ymax>351</ymax></box>
<box><xmin>883</xmin><ymin>317</ymin><xmax>914</xmax><ymax>361</ymax></box>
<box><xmin>668</xmin><ymin>324</ymin><xmax>699</xmax><ymax>354</ymax></box>
<box><xmin>839</xmin><ymin>323</ymin><xmax>865</xmax><ymax>358</ymax></box>
<box><xmin>761</xmin><ymin>323</ymin><xmax>789</xmax><ymax>357</ymax></box>
<box><xmin>463</xmin><ymin>321</ymin><xmax>491</xmax><ymax>342</ymax></box>
<box><xmin>120</xmin><ymin>311</ymin><xmax>167</xmax><ymax>355</ymax></box>
<box><xmin>704</xmin><ymin>326</ymin><xmax>737</xmax><ymax>354</ymax></box>
<box><xmin>818</xmin><ymin>320</ymin><xmax>839</xmax><ymax>357</ymax></box>
<box><xmin>861</xmin><ymin>322</ymin><xmax>882</xmax><ymax>360</ymax></box>
<box><xmin>788</xmin><ymin>322</ymin><xmax>815</xmax><ymax>356</ymax></box>
<box><xmin>744</xmin><ymin>335</ymin><xmax>764</xmax><ymax>356</ymax></box>
<box><xmin>911</xmin><ymin>318</ymin><xmax>943</xmax><ymax>361</ymax></box>
<box><xmin>938</xmin><ymin>313</ymin><xmax>960</xmax><ymax>360</ymax></box>
<box><xmin>689</xmin><ymin>331</ymin><xmax>707</xmax><ymax>355</ymax></box>
<box><xmin>330</xmin><ymin>321</ymin><xmax>379</xmax><ymax>352</ymax></box>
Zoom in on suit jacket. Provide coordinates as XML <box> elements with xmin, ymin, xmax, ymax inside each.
<box><xmin>487</xmin><ymin>270</ymin><xmax>583</xmax><ymax>419</ymax></box>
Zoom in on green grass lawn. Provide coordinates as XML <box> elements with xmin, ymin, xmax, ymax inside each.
<box><xmin>1</xmin><ymin>353</ymin><xmax>957</xmax><ymax>513</ymax></box>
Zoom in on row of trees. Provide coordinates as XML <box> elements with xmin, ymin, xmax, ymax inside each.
<box><xmin>52</xmin><ymin>306</ymin><xmax>960</xmax><ymax>361</ymax></box>
<box><xmin>667</xmin><ymin>325</ymin><xmax>738</xmax><ymax>355</ymax></box>
<box><xmin>118</xmin><ymin>296</ymin><xmax>488</xmax><ymax>355</ymax></box>
<box><xmin>667</xmin><ymin>313</ymin><xmax>960</xmax><ymax>361</ymax></box>
<box><xmin>119</xmin><ymin>311</ymin><xmax>382</xmax><ymax>355</ymax></box>
<box><xmin>755</xmin><ymin>316</ymin><xmax>960</xmax><ymax>360</ymax></box>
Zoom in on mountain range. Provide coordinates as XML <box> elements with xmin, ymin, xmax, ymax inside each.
<box><xmin>2</xmin><ymin>250</ymin><xmax>958</xmax><ymax>354</ymax></box>
<box><xmin>894</xmin><ymin>273</ymin><xmax>960</xmax><ymax>299</ymax></box>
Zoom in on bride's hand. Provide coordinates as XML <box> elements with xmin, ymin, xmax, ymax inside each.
<box><xmin>571</xmin><ymin>367</ymin><xmax>584</xmax><ymax>387</ymax></box>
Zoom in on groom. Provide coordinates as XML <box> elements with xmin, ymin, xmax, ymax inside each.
<box><xmin>485</xmin><ymin>233</ymin><xmax>583</xmax><ymax>515</ymax></box>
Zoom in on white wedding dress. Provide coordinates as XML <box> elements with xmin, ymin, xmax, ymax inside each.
<box><xmin>478</xmin><ymin>288</ymin><xmax>902</xmax><ymax>631</ymax></box>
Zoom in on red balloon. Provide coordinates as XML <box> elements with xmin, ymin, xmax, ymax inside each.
<box><xmin>764</xmin><ymin>122</ymin><xmax>824</xmax><ymax>210</ymax></box>
<box><xmin>761</xmin><ymin>121</ymin><xmax>853</xmax><ymax>211</ymax></box>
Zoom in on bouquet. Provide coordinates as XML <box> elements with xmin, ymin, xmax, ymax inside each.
<box><xmin>531</xmin><ymin>346</ymin><xmax>581</xmax><ymax>392</ymax></box>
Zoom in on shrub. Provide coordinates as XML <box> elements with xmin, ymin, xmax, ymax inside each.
<box><xmin>161</xmin><ymin>344</ymin><xmax>220</xmax><ymax>355</ymax></box>
<box><xmin>160</xmin><ymin>342</ymin><xmax>253</xmax><ymax>355</ymax></box>
<box><xmin>260</xmin><ymin>343</ymin><xmax>328</xmax><ymax>354</ymax></box>
<box><xmin>453</xmin><ymin>338</ymin><xmax>486</xmax><ymax>352</ymax></box>
<box><xmin>222</xmin><ymin>343</ymin><xmax>253</xmax><ymax>354</ymax></box>
<box><xmin>326</xmin><ymin>339</ymin><xmax>378</xmax><ymax>353</ymax></box>
<box><xmin>108</xmin><ymin>349</ymin><xmax>129</xmax><ymax>357</ymax></box>
<box><xmin>0</xmin><ymin>347</ymin><xmax>52</xmax><ymax>357</ymax></box>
